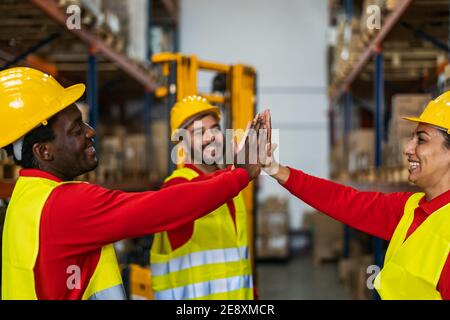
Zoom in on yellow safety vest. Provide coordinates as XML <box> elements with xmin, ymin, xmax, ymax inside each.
<box><xmin>375</xmin><ymin>192</ymin><xmax>450</xmax><ymax>300</ymax></box>
<box><xmin>2</xmin><ymin>176</ymin><xmax>125</xmax><ymax>300</ymax></box>
<box><xmin>150</xmin><ymin>167</ymin><xmax>254</xmax><ymax>300</ymax></box>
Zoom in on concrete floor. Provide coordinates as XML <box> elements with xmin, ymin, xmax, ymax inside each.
<box><xmin>257</xmin><ymin>256</ymin><xmax>352</xmax><ymax>300</ymax></box>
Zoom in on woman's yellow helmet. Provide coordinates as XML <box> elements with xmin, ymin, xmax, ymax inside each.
<box><xmin>403</xmin><ymin>91</ymin><xmax>450</xmax><ymax>134</ymax></box>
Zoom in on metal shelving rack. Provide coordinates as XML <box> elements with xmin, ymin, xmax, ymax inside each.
<box><xmin>0</xmin><ymin>0</ymin><xmax>180</xmax><ymax>195</ymax></box>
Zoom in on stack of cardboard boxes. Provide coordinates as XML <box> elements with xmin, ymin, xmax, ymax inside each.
<box><xmin>124</xmin><ymin>134</ymin><xmax>148</xmax><ymax>178</ymax></box>
<box><xmin>303</xmin><ymin>210</ymin><xmax>343</xmax><ymax>265</ymax></box>
<box><xmin>330</xmin><ymin>138</ymin><xmax>345</xmax><ymax>179</ymax></box>
<box><xmin>333</xmin><ymin>16</ymin><xmax>361</xmax><ymax>83</ymax></box>
<box><xmin>149</xmin><ymin>120</ymin><xmax>169</xmax><ymax>181</ymax></box>
<box><xmin>348</xmin><ymin>129</ymin><xmax>375</xmax><ymax>174</ymax></box>
<box><xmin>338</xmin><ymin>231</ymin><xmax>376</xmax><ymax>300</ymax></box>
<box><xmin>384</xmin><ymin>94</ymin><xmax>431</xmax><ymax>174</ymax></box>
<box><xmin>97</xmin><ymin>121</ymin><xmax>169</xmax><ymax>184</ymax></box>
<box><xmin>256</xmin><ymin>197</ymin><xmax>290</xmax><ymax>260</ymax></box>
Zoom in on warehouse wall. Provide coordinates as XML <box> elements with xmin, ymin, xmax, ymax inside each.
<box><xmin>180</xmin><ymin>0</ymin><xmax>329</xmax><ymax>229</ymax></box>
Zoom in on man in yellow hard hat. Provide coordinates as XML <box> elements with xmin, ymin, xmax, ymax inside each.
<box><xmin>261</xmin><ymin>91</ymin><xmax>450</xmax><ymax>299</ymax></box>
<box><xmin>150</xmin><ymin>96</ymin><xmax>254</xmax><ymax>300</ymax></box>
<box><xmin>0</xmin><ymin>67</ymin><xmax>262</xmax><ymax>300</ymax></box>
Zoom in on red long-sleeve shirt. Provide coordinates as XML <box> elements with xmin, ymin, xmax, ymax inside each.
<box><xmin>282</xmin><ymin>167</ymin><xmax>450</xmax><ymax>299</ymax></box>
<box><xmin>162</xmin><ymin>164</ymin><xmax>237</xmax><ymax>250</ymax></box>
<box><xmin>16</xmin><ymin>168</ymin><xmax>249</xmax><ymax>300</ymax></box>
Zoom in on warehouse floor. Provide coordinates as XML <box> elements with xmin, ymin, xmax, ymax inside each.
<box><xmin>258</xmin><ymin>256</ymin><xmax>352</xmax><ymax>299</ymax></box>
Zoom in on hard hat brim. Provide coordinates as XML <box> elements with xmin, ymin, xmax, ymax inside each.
<box><xmin>403</xmin><ymin>116</ymin><xmax>450</xmax><ymax>134</ymax></box>
<box><xmin>402</xmin><ymin>116</ymin><xmax>422</xmax><ymax>124</ymax></box>
<box><xmin>403</xmin><ymin>116</ymin><xmax>440</xmax><ymax>128</ymax></box>
<box><xmin>35</xmin><ymin>83</ymin><xmax>86</xmax><ymax>130</ymax></box>
<box><xmin>171</xmin><ymin>106</ymin><xmax>221</xmax><ymax>142</ymax></box>
<box><xmin>0</xmin><ymin>83</ymin><xmax>86</xmax><ymax>148</ymax></box>
<box><xmin>61</xmin><ymin>84</ymin><xmax>86</xmax><ymax>112</ymax></box>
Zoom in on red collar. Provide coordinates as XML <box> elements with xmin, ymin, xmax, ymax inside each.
<box><xmin>20</xmin><ymin>169</ymin><xmax>63</xmax><ymax>183</ymax></box>
<box><xmin>418</xmin><ymin>189</ymin><xmax>450</xmax><ymax>216</ymax></box>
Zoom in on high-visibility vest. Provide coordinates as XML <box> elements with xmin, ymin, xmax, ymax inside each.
<box><xmin>375</xmin><ymin>192</ymin><xmax>450</xmax><ymax>299</ymax></box>
<box><xmin>2</xmin><ymin>176</ymin><xmax>125</xmax><ymax>300</ymax></box>
<box><xmin>150</xmin><ymin>167</ymin><xmax>254</xmax><ymax>300</ymax></box>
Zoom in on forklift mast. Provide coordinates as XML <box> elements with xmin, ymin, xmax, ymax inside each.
<box><xmin>152</xmin><ymin>52</ymin><xmax>258</xmax><ymax>281</ymax></box>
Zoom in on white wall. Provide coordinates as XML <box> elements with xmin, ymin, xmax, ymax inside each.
<box><xmin>127</xmin><ymin>0</ymin><xmax>149</xmax><ymax>62</ymax></box>
<box><xmin>180</xmin><ymin>0</ymin><xmax>329</xmax><ymax>230</ymax></box>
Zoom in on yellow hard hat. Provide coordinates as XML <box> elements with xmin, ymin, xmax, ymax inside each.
<box><xmin>170</xmin><ymin>95</ymin><xmax>221</xmax><ymax>141</ymax></box>
<box><xmin>403</xmin><ymin>91</ymin><xmax>450</xmax><ymax>134</ymax></box>
<box><xmin>0</xmin><ymin>67</ymin><xmax>85</xmax><ymax>148</ymax></box>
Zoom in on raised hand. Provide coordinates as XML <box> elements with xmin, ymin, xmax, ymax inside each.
<box><xmin>259</xmin><ymin>109</ymin><xmax>290</xmax><ymax>183</ymax></box>
<box><xmin>258</xmin><ymin>109</ymin><xmax>277</xmax><ymax>173</ymax></box>
<box><xmin>233</xmin><ymin>114</ymin><xmax>263</xmax><ymax>180</ymax></box>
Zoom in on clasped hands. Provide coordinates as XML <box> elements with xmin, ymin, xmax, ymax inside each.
<box><xmin>233</xmin><ymin>109</ymin><xmax>286</xmax><ymax>182</ymax></box>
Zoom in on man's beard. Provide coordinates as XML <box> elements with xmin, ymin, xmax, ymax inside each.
<box><xmin>191</xmin><ymin>142</ymin><xmax>225</xmax><ymax>166</ymax></box>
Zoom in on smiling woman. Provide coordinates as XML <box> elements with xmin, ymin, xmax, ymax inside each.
<box><xmin>403</xmin><ymin>124</ymin><xmax>450</xmax><ymax>201</ymax></box>
<box><xmin>262</xmin><ymin>91</ymin><xmax>450</xmax><ymax>300</ymax></box>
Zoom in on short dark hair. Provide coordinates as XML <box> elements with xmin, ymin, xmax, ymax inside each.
<box><xmin>4</xmin><ymin>118</ymin><xmax>56</xmax><ymax>169</ymax></box>
<box><xmin>438</xmin><ymin>129</ymin><xmax>450</xmax><ymax>149</ymax></box>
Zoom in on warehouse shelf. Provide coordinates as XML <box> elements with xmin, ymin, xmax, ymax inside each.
<box><xmin>329</xmin><ymin>0</ymin><xmax>413</xmax><ymax>104</ymax></box>
<box><xmin>0</xmin><ymin>0</ymin><xmax>181</xmax><ymax>198</ymax></box>
<box><xmin>161</xmin><ymin>0</ymin><xmax>179</xmax><ymax>25</ymax></box>
<box><xmin>28</xmin><ymin>0</ymin><xmax>156</xmax><ymax>91</ymax></box>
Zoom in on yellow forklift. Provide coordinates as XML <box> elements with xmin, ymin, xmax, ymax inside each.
<box><xmin>125</xmin><ymin>53</ymin><xmax>258</xmax><ymax>300</ymax></box>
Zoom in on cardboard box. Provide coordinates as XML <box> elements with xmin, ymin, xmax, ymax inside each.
<box><xmin>150</xmin><ymin>120</ymin><xmax>169</xmax><ymax>180</ymax></box>
<box><xmin>350</xmin><ymin>255</ymin><xmax>374</xmax><ymax>300</ymax></box>
<box><xmin>101</xmin><ymin>136</ymin><xmax>124</xmax><ymax>170</ymax></box>
<box><xmin>391</xmin><ymin>94</ymin><xmax>431</xmax><ymax>119</ymax></box>
<box><xmin>260</xmin><ymin>196</ymin><xmax>288</xmax><ymax>214</ymax></box>
<box><xmin>256</xmin><ymin>196</ymin><xmax>290</xmax><ymax>259</ymax></box>
<box><xmin>311</xmin><ymin>211</ymin><xmax>344</xmax><ymax>264</ymax></box>
<box><xmin>348</xmin><ymin>129</ymin><xmax>374</xmax><ymax>172</ymax></box>
<box><xmin>338</xmin><ymin>258</ymin><xmax>356</xmax><ymax>286</ymax></box>
<box><xmin>257</xmin><ymin>196</ymin><xmax>289</xmax><ymax>235</ymax></box>
<box><xmin>256</xmin><ymin>234</ymin><xmax>290</xmax><ymax>259</ymax></box>
<box><xmin>124</xmin><ymin>134</ymin><xmax>147</xmax><ymax>173</ymax></box>
<box><xmin>257</xmin><ymin>210</ymin><xmax>289</xmax><ymax>236</ymax></box>
<box><xmin>330</xmin><ymin>138</ymin><xmax>345</xmax><ymax>175</ymax></box>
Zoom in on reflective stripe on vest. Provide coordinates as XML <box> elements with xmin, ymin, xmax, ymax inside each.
<box><xmin>2</xmin><ymin>176</ymin><xmax>125</xmax><ymax>300</ymax></box>
<box><xmin>88</xmin><ymin>284</ymin><xmax>126</xmax><ymax>300</ymax></box>
<box><xmin>375</xmin><ymin>192</ymin><xmax>450</xmax><ymax>300</ymax></box>
<box><xmin>154</xmin><ymin>275</ymin><xmax>253</xmax><ymax>300</ymax></box>
<box><xmin>151</xmin><ymin>167</ymin><xmax>253</xmax><ymax>300</ymax></box>
<box><xmin>151</xmin><ymin>246</ymin><xmax>249</xmax><ymax>276</ymax></box>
